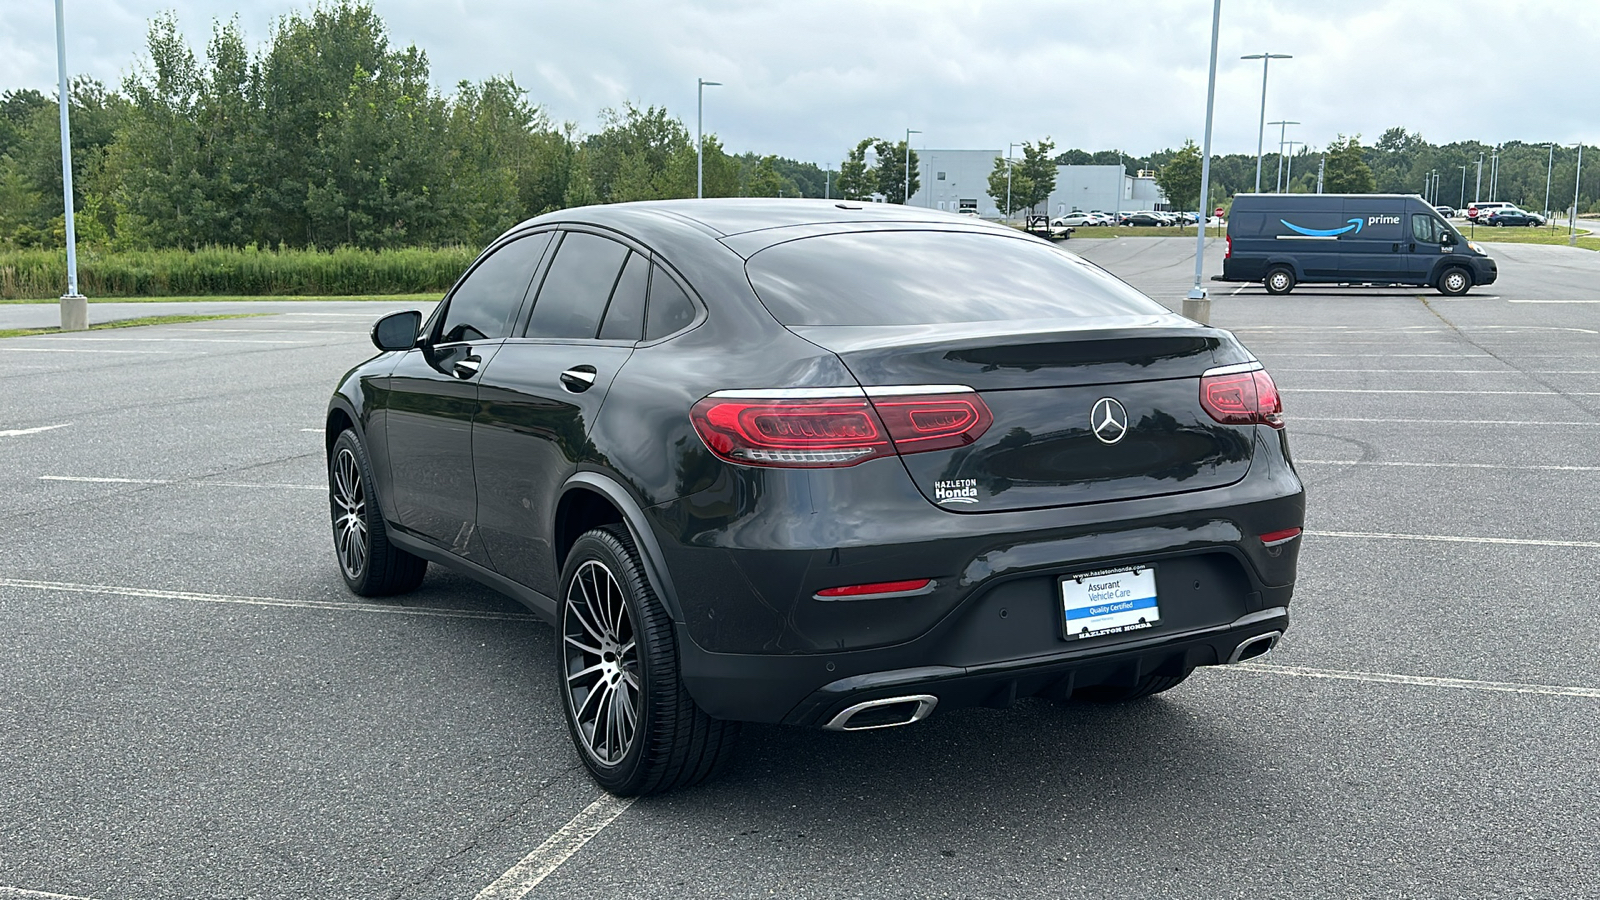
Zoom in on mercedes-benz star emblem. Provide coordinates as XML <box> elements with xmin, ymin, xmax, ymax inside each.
<box><xmin>1091</xmin><ymin>398</ymin><xmax>1129</xmax><ymax>445</ymax></box>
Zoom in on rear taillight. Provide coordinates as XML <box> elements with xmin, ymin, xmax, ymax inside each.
<box><xmin>1225</xmin><ymin>233</ymin><xmax>1232</xmax><ymax>259</ymax></box>
<box><xmin>690</xmin><ymin>387</ymin><xmax>993</xmax><ymax>468</ymax></box>
<box><xmin>1199</xmin><ymin>365</ymin><xmax>1284</xmax><ymax>429</ymax></box>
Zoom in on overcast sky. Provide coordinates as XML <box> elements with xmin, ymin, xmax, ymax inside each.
<box><xmin>4</xmin><ymin>0</ymin><xmax>1596</xmax><ymax>165</ymax></box>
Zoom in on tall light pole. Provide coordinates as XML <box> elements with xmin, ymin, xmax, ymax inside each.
<box><xmin>1240</xmin><ymin>52</ymin><xmax>1291</xmax><ymax>193</ymax></box>
<box><xmin>1459</xmin><ymin>165</ymin><xmax>1467</xmax><ymax>210</ymax></box>
<box><xmin>1489</xmin><ymin>146</ymin><xmax>1500</xmax><ymax>201</ymax></box>
<box><xmin>1185</xmin><ymin>0</ymin><xmax>1222</xmax><ymax>324</ymax></box>
<box><xmin>903</xmin><ymin>128</ymin><xmax>921</xmax><ymax>205</ymax></box>
<box><xmin>1475</xmin><ymin>152</ymin><xmax>1483</xmax><ymax>204</ymax></box>
<box><xmin>1269</xmin><ymin>120</ymin><xmax>1298</xmax><ymax>191</ymax></box>
<box><xmin>1544</xmin><ymin>142</ymin><xmax>1557</xmax><ymax>220</ymax></box>
<box><xmin>1004</xmin><ymin>141</ymin><xmax>1021</xmax><ymax>220</ymax></box>
<box><xmin>1282</xmin><ymin>141</ymin><xmax>1303</xmax><ymax>192</ymax></box>
<box><xmin>54</xmin><ymin>0</ymin><xmax>86</xmax><ymax>331</ymax></box>
<box><xmin>1568</xmin><ymin>141</ymin><xmax>1580</xmax><ymax>245</ymax></box>
<box><xmin>696</xmin><ymin>77</ymin><xmax>721</xmax><ymax>199</ymax></box>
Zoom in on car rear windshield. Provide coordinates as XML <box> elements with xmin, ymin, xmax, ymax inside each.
<box><xmin>744</xmin><ymin>230</ymin><xmax>1168</xmax><ymax>326</ymax></box>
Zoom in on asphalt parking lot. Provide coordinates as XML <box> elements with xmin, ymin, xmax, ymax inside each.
<box><xmin>3</xmin><ymin>239</ymin><xmax>1599</xmax><ymax>899</ymax></box>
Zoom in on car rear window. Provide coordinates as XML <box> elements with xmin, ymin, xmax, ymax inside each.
<box><xmin>745</xmin><ymin>230</ymin><xmax>1167</xmax><ymax>326</ymax></box>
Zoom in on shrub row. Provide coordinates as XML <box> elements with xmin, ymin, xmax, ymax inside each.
<box><xmin>0</xmin><ymin>246</ymin><xmax>478</xmax><ymax>299</ymax></box>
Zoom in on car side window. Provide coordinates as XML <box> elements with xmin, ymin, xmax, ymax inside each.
<box><xmin>1411</xmin><ymin>214</ymin><xmax>1439</xmax><ymax>243</ymax></box>
<box><xmin>645</xmin><ymin>264</ymin><xmax>696</xmax><ymax>341</ymax></box>
<box><xmin>526</xmin><ymin>231</ymin><xmax>630</xmax><ymax>340</ymax></box>
<box><xmin>437</xmin><ymin>233</ymin><xmax>552</xmax><ymax>344</ymax></box>
<box><xmin>598</xmin><ymin>252</ymin><xmax>649</xmax><ymax>341</ymax></box>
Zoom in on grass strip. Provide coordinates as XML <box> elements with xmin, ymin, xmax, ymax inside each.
<box><xmin>1458</xmin><ymin>227</ymin><xmax>1600</xmax><ymax>251</ymax></box>
<box><xmin>0</xmin><ymin>313</ymin><xmax>271</xmax><ymax>339</ymax></box>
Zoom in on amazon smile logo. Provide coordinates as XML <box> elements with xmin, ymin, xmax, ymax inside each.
<box><xmin>1280</xmin><ymin>214</ymin><xmax>1401</xmax><ymax>238</ymax></box>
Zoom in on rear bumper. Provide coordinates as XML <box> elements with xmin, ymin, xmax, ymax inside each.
<box><xmin>784</xmin><ymin>607</ymin><xmax>1288</xmax><ymax>727</ymax></box>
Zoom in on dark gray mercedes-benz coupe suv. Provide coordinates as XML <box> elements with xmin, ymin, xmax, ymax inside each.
<box><xmin>325</xmin><ymin>199</ymin><xmax>1305</xmax><ymax>795</ymax></box>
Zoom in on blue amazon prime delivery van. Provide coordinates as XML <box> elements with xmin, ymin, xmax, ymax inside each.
<box><xmin>1218</xmin><ymin>194</ymin><xmax>1497</xmax><ymax>295</ymax></box>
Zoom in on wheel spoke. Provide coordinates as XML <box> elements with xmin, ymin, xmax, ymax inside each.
<box><xmin>566</xmin><ymin>661</ymin><xmax>605</xmax><ymax>684</ymax></box>
<box><xmin>564</xmin><ymin>634</ymin><xmax>603</xmax><ymax>657</ymax></box>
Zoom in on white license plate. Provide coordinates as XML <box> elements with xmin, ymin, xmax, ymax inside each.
<box><xmin>1061</xmin><ymin>567</ymin><xmax>1159</xmax><ymax>640</ymax></box>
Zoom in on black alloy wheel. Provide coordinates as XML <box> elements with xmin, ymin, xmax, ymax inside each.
<box><xmin>329</xmin><ymin>429</ymin><xmax>427</xmax><ymax>595</ymax></box>
<box><xmin>1264</xmin><ymin>266</ymin><xmax>1296</xmax><ymax>295</ymax></box>
<box><xmin>1436</xmin><ymin>267</ymin><xmax>1473</xmax><ymax>297</ymax></box>
<box><xmin>558</xmin><ymin>526</ymin><xmax>738</xmax><ymax>796</ymax></box>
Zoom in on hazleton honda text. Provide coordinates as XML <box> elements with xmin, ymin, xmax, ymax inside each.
<box><xmin>325</xmin><ymin>199</ymin><xmax>1306</xmax><ymax>795</ymax></box>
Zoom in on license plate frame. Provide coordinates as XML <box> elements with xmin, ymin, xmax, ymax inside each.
<box><xmin>1060</xmin><ymin>566</ymin><xmax>1160</xmax><ymax>640</ymax></box>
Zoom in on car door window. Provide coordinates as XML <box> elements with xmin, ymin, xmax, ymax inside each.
<box><xmin>526</xmin><ymin>231</ymin><xmax>630</xmax><ymax>340</ymax></box>
<box><xmin>645</xmin><ymin>265</ymin><xmax>697</xmax><ymax>341</ymax></box>
<box><xmin>1411</xmin><ymin>214</ymin><xmax>1440</xmax><ymax>244</ymax></box>
<box><xmin>438</xmin><ymin>233</ymin><xmax>552</xmax><ymax>344</ymax></box>
<box><xmin>598</xmin><ymin>252</ymin><xmax>649</xmax><ymax>341</ymax></box>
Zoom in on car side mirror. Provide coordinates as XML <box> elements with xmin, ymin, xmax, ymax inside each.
<box><xmin>1441</xmin><ymin>232</ymin><xmax>1457</xmax><ymax>246</ymax></box>
<box><xmin>372</xmin><ymin>310</ymin><xmax>422</xmax><ymax>352</ymax></box>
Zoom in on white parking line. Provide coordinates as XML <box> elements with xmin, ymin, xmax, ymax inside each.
<box><xmin>1297</xmin><ymin>459</ymin><xmax>1600</xmax><ymax>472</ymax></box>
<box><xmin>39</xmin><ymin>475</ymin><xmax>323</xmax><ymax>491</ymax></box>
<box><xmin>0</xmin><ymin>887</ymin><xmax>101</xmax><ymax>900</ymax></box>
<box><xmin>474</xmin><ymin>795</ymin><xmax>636</xmax><ymax>900</ymax></box>
<box><xmin>1228</xmin><ymin>663</ymin><xmax>1600</xmax><ymax>700</ymax></box>
<box><xmin>0</xmin><ymin>578</ymin><xmax>538</xmax><ymax>622</ymax></box>
<box><xmin>0</xmin><ymin>424</ymin><xmax>70</xmax><ymax>437</ymax></box>
<box><xmin>1308</xmin><ymin>530</ymin><xmax>1600</xmax><ymax>549</ymax></box>
<box><xmin>1278</xmin><ymin>368</ymin><xmax>1600</xmax><ymax>374</ymax></box>
<box><xmin>0</xmin><ymin>347</ymin><xmax>176</xmax><ymax>354</ymax></box>
<box><xmin>1290</xmin><ymin>388</ymin><xmax>1600</xmax><ymax>396</ymax></box>
<box><xmin>1296</xmin><ymin>416</ymin><xmax>1600</xmax><ymax>427</ymax></box>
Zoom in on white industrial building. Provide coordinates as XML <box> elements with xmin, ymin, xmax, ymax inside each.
<box><xmin>901</xmin><ymin>149</ymin><xmax>1168</xmax><ymax>218</ymax></box>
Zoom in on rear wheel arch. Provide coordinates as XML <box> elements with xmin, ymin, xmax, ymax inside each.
<box><xmin>557</xmin><ymin>473</ymin><xmax>683</xmax><ymax>622</ymax></box>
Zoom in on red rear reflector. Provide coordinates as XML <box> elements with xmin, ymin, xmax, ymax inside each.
<box><xmin>1199</xmin><ymin>367</ymin><xmax>1284</xmax><ymax>429</ymax></box>
<box><xmin>1259</xmin><ymin>527</ymin><xmax>1302</xmax><ymax>546</ymax></box>
<box><xmin>1225</xmin><ymin>233</ymin><xmax>1233</xmax><ymax>259</ymax></box>
<box><xmin>691</xmin><ymin>389</ymin><xmax>993</xmax><ymax>468</ymax></box>
<box><xmin>815</xmin><ymin>578</ymin><xmax>933</xmax><ymax>598</ymax></box>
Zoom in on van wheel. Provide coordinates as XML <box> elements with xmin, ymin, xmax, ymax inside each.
<box><xmin>1436</xmin><ymin>267</ymin><xmax>1472</xmax><ymax>296</ymax></box>
<box><xmin>1264</xmin><ymin>267</ymin><xmax>1296</xmax><ymax>295</ymax></box>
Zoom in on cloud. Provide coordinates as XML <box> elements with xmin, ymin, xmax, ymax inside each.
<box><xmin>4</xmin><ymin>0</ymin><xmax>1596</xmax><ymax>164</ymax></box>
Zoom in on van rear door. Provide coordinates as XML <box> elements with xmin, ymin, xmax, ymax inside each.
<box><xmin>1338</xmin><ymin>197</ymin><xmax>1408</xmax><ymax>283</ymax></box>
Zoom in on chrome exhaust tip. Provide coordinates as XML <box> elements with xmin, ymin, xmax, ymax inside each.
<box><xmin>823</xmin><ymin>695</ymin><xmax>939</xmax><ymax>732</ymax></box>
<box><xmin>1227</xmin><ymin>631</ymin><xmax>1282</xmax><ymax>664</ymax></box>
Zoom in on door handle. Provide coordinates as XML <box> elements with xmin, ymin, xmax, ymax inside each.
<box><xmin>452</xmin><ymin>355</ymin><xmax>482</xmax><ymax>379</ymax></box>
<box><xmin>560</xmin><ymin>365</ymin><xmax>598</xmax><ymax>393</ymax></box>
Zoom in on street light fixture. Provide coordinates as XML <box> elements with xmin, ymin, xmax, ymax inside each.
<box><xmin>696</xmin><ymin>77</ymin><xmax>721</xmax><ymax>199</ymax></box>
<box><xmin>1004</xmin><ymin>141</ymin><xmax>1021</xmax><ymax>220</ymax></box>
<box><xmin>1240</xmin><ymin>52</ymin><xmax>1291</xmax><ymax>193</ymax></box>
<box><xmin>1282</xmin><ymin>141</ymin><xmax>1303</xmax><ymax>192</ymax></box>
<box><xmin>1571</xmin><ymin>141</ymin><xmax>1585</xmax><ymax>246</ymax></box>
<box><xmin>904</xmin><ymin>128</ymin><xmax>921</xmax><ymax>205</ymax></box>
<box><xmin>53</xmin><ymin>0</ymin><xmax>86</xmax><ymax>331</ymax></box>
<box><xmin>1185</xmin><ymin>0</ymin><xmax>1222</xmax><ymax>322</ymax></box>
<box><xmin>1268</xmin><ymin>120</ymin><xmax>1299</xmax><ymax>191</ymax></box>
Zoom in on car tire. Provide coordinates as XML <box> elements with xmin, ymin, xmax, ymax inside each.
<box><xmin>1066</xmin><ymin>668</ymin><xmax>1193</xmax><ymax>703</ymax></box>
<box><xmin>1436</xmin><ymin>267</ymin><xmax>1473</xmax><ymax>296</ymax></box>
<box><xmin>1264</xmin><ymin>266</ymin><xmax>1296</xmax><ymax>295</ymax></box>
<box><xmin>329</xmin><ymin>428</ymin><xmax>427</xmax><ymax>596</ymax></box>
<box><xmin>559</xmin><ymin>525</ymin><xmax>739</xmax><ymax>796</ymax></box>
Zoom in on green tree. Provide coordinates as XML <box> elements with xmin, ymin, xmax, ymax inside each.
<box><xmin>986</xmin><ymin>157</ymin><xmax>1032</xmax><ymax>217</ymax></box>
<box><xmin>1324</xmin><ymin>134</ymin><xmax>1377</xmax><ymax>194</ymax></box>
<box><xmin>873</xmin><ymin>139</ymin><xmax>918</xmax><ymax>204</ymax></box>
<box><xmin>1014</xmin><ymin>139</ymin><xmax>1056</xmax><ymax>213</ymax></box>
<box><xmin>743</xmin><ymin>155</ymin><xmax>785</xmax><ymax>197</ymax></box>
<box><xmin>1155</xmin><ymin>139</ymin><xmax>1203</xmax><ymax>212</ymax></box>
<box><xmin>836</xmin><ymin>139</ymin><xmax>876</xmax><ymax>200</ymax></box>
